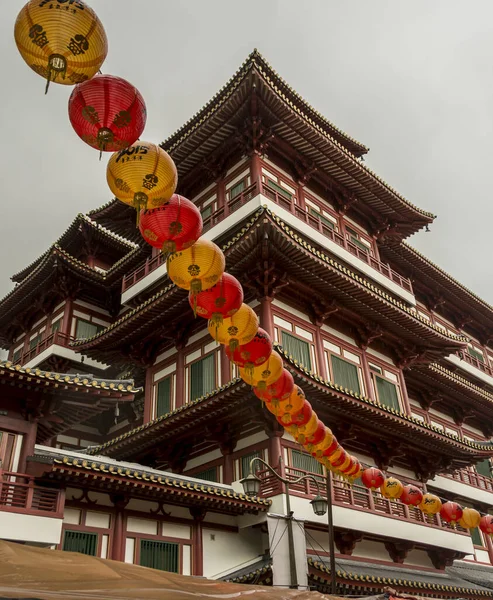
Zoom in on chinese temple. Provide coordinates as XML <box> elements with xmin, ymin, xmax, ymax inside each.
<box><xmin>1</xmin><ymin>50</ymin><xmax>493</xmax><ymax>598</ymax></box>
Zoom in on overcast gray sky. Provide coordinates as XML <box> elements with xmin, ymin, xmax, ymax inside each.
<box><xmin>1</xmin><ymin>1</ymin><xmax>492</xmax><ymax>304</ymax></box>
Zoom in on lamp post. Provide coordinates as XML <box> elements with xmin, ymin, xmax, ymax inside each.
<box><xmin>240</xmin><ymin>456</ymin><xmax>329</xmax><ymax>590</ymax></box>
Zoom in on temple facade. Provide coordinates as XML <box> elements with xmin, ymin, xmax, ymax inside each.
<box><xmin>1</xmin><ymin>51</ymin><xmax>492</xmax><ymax>597</ymax></box>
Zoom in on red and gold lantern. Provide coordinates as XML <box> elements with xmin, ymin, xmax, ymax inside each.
<box><xmin>167</xmin><ymin>239</ymin><xmax>225</xmax><ymax>295</ymax></box>
<box><xmin>240</xmin><ymin>350</ymin><xmax>283</xmax><ymax>390</ymax></box>
<box><xmin>140</xmin><ymin>195</ymin><xmax>202</xmax><ymax>254</ymax></box>
<box><xmin>459</xmin><ymin>507</ymin><xmax>481</xmax><ymax>530</ymax></box>
<box><xmin>296</xmin><ymin>413</ymin><xmax>320</xmax><ymax>445</ymax></box>
<box><xmin>14</xmin><ymin>0</ymin><xmax>108</xmax><ymax>93</ymax></box>
<box><xmin>329</xmin><ymin>447</ymin><xmax>348</xmax><ymax>470</ymax></box>
<box><xmin>306</xmin><ymin>428</ymin><xmax>334</xmax><ymax>458</ymax></box>
<box><xmin>304</xmin><ymin>419</ymin><xmax>326</xmax><ymax>446</ymax></box>
<box><xmin>226</xmin><ymin>328</ymin><xmax>272</xmax><ymax>373</ymax></box>
<box><xmin>69</xmin><ymin>74</ymin><xmax>146</xmax><ymax>157</ymax></box>
<box><xmin>254</xmin><ymin>369</ymin><xmax>294</xmax><ymax>404</ymax></box>
<box><xmin>380</xmin><ymin>477</ymin><xmax>404</xmax><ymax>501</ymax></box>
<box><xmin>479</xmin><ymin>515</ymin><xmax>493</xmax><ymax>536</ymax></box>
<box><xmin>107</xmin><ymin>142</ymin><xmax>178</xmax><ymax>218</ymax></box>
<box><xmin>419</xmin><ymin>493</ymin><xmax>442</xmax><ymax>515</ymax></box>
<box><xmin>361</xmin><ymin>468</ymin><xmax>385</xmax><ymax>491</ymax></box>
<box><xmin>277</xmin><ymin>398</ymin><xmax>313</xmax><ymax>427</ymax></box>
<box><xmin>440</xmin><ymin>502</ymin><xmax>463</xmax><ymax>526</ymax></box>
<box><xmin>400</xmin><ymin>485</ymin><xmax>423</xmax><ymax>507</ymax></box>
<box><xmin>263</xmin><ymin>384</ymin><xmax>305</xmax><ymax>420</ymax></box>
<box><xmin>209</xmin><ymin>303</ymin><xmax>258</xmax><ymax>353</ymax></box>
<box><xmin>190</xmin><ymin>273</ymin><xmax>243</xmax><ymax>325</ymax></box>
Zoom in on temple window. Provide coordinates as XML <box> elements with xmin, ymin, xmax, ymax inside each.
<box><xmin>290</xmin><ymin>449</ymin><xmax>323</xmax><ymax>476</ymax></box>
<box><xmin>189</xmin><ymin>353</ymin><xmax>216</xmax><ymax>402</ymax></box>
<box><xmin>323</xmin><ymin>339</ymin><xmax>364</xmax><ymax>395</ymax></box>
<box><xmin>29</xmin><ymin>332</ymin><xmax>42</xmax><ymax>350</ymax></box>
<box><xmin>475</xmin><ymin>458</ymin><xmax>491</xmax><ymax>479</ymax></box>
<box><xmin>274</xmin><ymin>313</ymin><xmax>316</xmax><ymax>373</ymax></box>
<box><xmin>0</xmin><ymin>430</ymin><xmax>21</xmax><ymax>471</ymax></box>
<box><xmin>75</xmin><ymin>319</ymin><xmax>104</xmax><ymax>339</ymax></box>
<box><xmin>12</xmin><ymin>347</ymin><xmax>21</xmax><ymax>363</ymax></box>
<box><xmin>345</xmin><ymin>225</ymin><xmax>373</xmax><ymax>254</ymax></box>
<box><xmin>156</xmin><ymin>376</ymin><xmax>172</xmax><ymax>417</ymax></box>
<box><xmin>51</xmin><ymin>318</ymin><xmax>61</xmax><ymax>333</ymax></box>
<box><xmin>240</xmin><ymin>450</ymin><xmax>261</xmax><ymax>479</ymax></box>
<box><xmin>281</xmin><ymin>331</ymin><xmax>312</xmax><ymax>371</ymax></box>
<box><xmin>261</xmin><ymin>166</ymin><xmax>296</xmax><ymax>204</ymax></box>
<box><xmin>139</xmin><ymin>540</ymin><xmax>179</xmax><ymax>573</ymax></box>
<box><xmin>368</xmin><ymin>363</ymin><xmax>401</xmax><ymax>411</ymax></box>
<box><xmin>62</xmin><ymin>530</ymin><xmax>98</xmax><ymax>556</ymax></box>
<box><xmin>467</xmin><ymin>344</ymin><xmax>484</xmax><ymax>363</ymax></box>
<box><xmin>193</xmin><ymin>466</ymin><xmax>218</xmax><ymax>482</ymax></box>
<box><xmin>229</xmin><ymin>180</ymin><xmax>245</xmax><ymax>199</ymax></box>
<box><xmin>308</xmin><ymin>206</ymin><xmax>336</xmax><ymax>230</ymax></box>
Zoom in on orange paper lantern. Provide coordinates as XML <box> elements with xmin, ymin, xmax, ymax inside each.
<box><xmin>14</xmin><ymin>0</ymin><xmax>108</xmax><ymax>93</ymax></box>
<box><xmin>240</xmin><ymin>350</ymin><xmax>283</xmax><ymax>390</ymax></box>
<box><xmin>167</xmin><ymin>239</ymin><xmax>225</xmax><ymax>295</ymax></box>
<box><xmin>459</xmin><ymin>507</ymin><xmax>481</xmax><ymax>530</ymax></box>
<box><xmin>380</xmin><ymin>477</ymin><xmax>404</xmax><ymax>500</ymax></box>
<box><xmin>419</xmin><ymin>493</ymin><xmax>442</xmax><ymax>515</ymax></box>
<box><xmin>107</xmin><ymin>142</ymin><xmax>178</xmax><ymax>218</ymax></box>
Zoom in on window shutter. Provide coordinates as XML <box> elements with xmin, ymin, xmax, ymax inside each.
<box><xmin>193</xmin><ymin>467</ymin><xmax>218</xmax><ymax>482</ymax></box>
<box><xmin>190</xmin><ymin>354</ymin><xmax>215</xmax><ymax>401</ymax></box>
<box><xmin>230</xmin><ymin>180</ymin><xmax>245</xmax><ymax>198</ymax></box>
<box><xmin>267</xmin><ymin>179</ymin><xmax>292</xmax><ymax>200</ymax></box>
<box><xmin>156</xmin><ymin>377</ymin><xmax>171</xmax><ymax>417</ymax></box>
<box><xmin>331</xmin><ymin>355</ymin><xmax>361</xmax><ymax>393</ymax></box>
<box><xmin>140</xmin><ymin>540</ymin><xmax>179</xmax><ymax>572</ymax></box>
<box><xmin>291</xmin><ymin>450</ymin><xmax>323</xmax><ymax>474</ymax></box>
<box><xmin>51</xmin><ymin>320</ymin><xmax>61</xmax><ymax>333</ymax></box>
<box><xmin>468</xmin><ymin>346</ymin><xmax>484</xmax><ymax>363</ymax></box>
<box><xmin>471</xmin><ymin>527</ymin><xmax>484</xmax><ymax>547</ymax></box>
<box><xmin>29</xmin><ymin>334</ymin><xmax>42</xmax><ymax>350</ymax></box>
<box><xmin>281</xmin><ymin>332</ymin><xmax>312</xmax><ymax>371</ymax></box>
<box><xmin>12</xmin><ymin>349</ymin><xmax>21</xmax><ymax>363</ymax></box>
<box><xmin>374</xmin><ymin>376</ymin><xmax>400</xmax><ymax>411</ymax></box>
<box><xmin>241</xmin><ymin>450</ymin><xmax>260</xmax><ymax>478</ymax></box>
<box><xmin>63</xmin><ymin>530</ymin><xmax>98</xmax><ymax>556</ymax></box>
<box><xmin>75</xmin><ymin>320</ymin><xmax>102</xmax><ymax>339</ymax></box>
<box><xmin>476</xmin><ymin>459</ymin><xmax>491</xmax><ymax>478</ymax></box>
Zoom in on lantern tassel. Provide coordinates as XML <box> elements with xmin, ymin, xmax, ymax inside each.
<box><xmin>210</xmin><ymin>313</ymin><xmax>224</xmax><ymax>328</ymax></box>
<box><xmin>245</xmin><ymin>362</ymin><xmax>254</xmax><ymax>380</ymax></box>
<box><xmin>229</xmin><ymin>338</ymin><xmax>239</xmax><ymax>353</ymax></box>
<box><xmin>45</xmin><ymin>77</ymin><xmax>50</xmax><ymax>95</ymax></box>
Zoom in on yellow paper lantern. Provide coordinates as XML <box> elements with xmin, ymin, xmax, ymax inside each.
<box><xmin>296</xmin><ymin>413</ymin><xmax>319</xmax><ymax>445</ymax></box>
<box><xmin>14</xmin><ymin>0</ymin><xmax>108</xmax><ymax>93</ymax></box>
<box><xmin>240</xmin><ymin>350</ymin><xmax>283</xmax><ymax>390</ymax></box>
<box><xmin>209</xmin><ymin>304</ymin><xmax>258</xmax><ymax>353</ymax></box>
<box><xmin>264</xmin><ymin>385</ymin><xmax>305</xmax><ymax>419</ymax></box>
<box><xmin>419</xmin><ymin>493</ymin><xmax>442</xmax><ymax>515</ymax></box>
<box><xmin>107</xmin><ymin>142</ymin><xmax>178</xmax><ymax>219</ymax></box>
<box><xmin>380</xmin><ymin>477</ymin><xmax>404</xmax><ymax>500</ymax></box>
<box><xmin>306</xmin><ymin>428</ymin><xmax>335</xmax><ymax>458</ymax></box>
<box><xmin>459</xmin><ymin>507</ymin><xmax>481</xmax><ymax>530</ymax></box>
<box><xmin>167</xmin><ymin>239</ymin><xmax>225</xmax><ymax>298</ymax></box>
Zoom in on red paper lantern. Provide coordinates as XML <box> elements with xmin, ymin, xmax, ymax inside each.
<box><xmin>479</xmin><ymin>515</ymin><xmax>493</xmax><ymax>536</ymax></box>
<box><xmin>140</xmin><ymin>195</ymin><xmax>202</xmax><ymax>254</ymax></box>
<box><xmin>329</xmin><ymin>448</ymin><xmax>348</xmax><ymax>469</ymax></box>
<box><xmin>440</xmin><ymin>501</ymin><xmax>463</xmax><ymax>526</ymax></box>
<box><xmin>400</xmin><ymin>485</ymin><xmax>423</xmax><ymax>507</ymax></box>
<box><xmin>305</xmin><ymin>419</ymin><xmax>326</xmax><ymax>446</ymax></box>
<box><xmin>69</xmin><ymin>74</ymin><xmax>146</xmax><ymax>156</ymax></box>
<box><xmin>321</xmin><ymin>435</ymin><xmax>339</xmax><ymax>458</ymax></box>
<box><xmin>254</xmin><ymin>369</ymin><xmax>294</xmax><ymax>403</ymax></box>
<box><xmin>361</xmin><ymin>468</ymin><xmax>385</xmax><ymax>491</ymax></box>
<box><xmin>277</xmin><ymin>399</ymin><xmax>313</xmax><ymax>427</ymax></box>
<box><xmin>226</xmin><ymin>328</ymin><xmax>272</xmax><ymax>371</ymax></box>
<box><xmin>190</xmin><ymin>273</ymin><xmax>243</xmax><ymax>325</ymax></box>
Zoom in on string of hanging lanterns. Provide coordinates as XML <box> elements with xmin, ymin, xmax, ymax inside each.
<box><xmin>13</xmin><ymin>0</ymin><xmax>493</xmax><ymax>540</ymax></box>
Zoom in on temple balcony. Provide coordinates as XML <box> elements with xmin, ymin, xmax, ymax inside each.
<box><xmin>121</xmin><ymin>182</ymin><xmax>415</xmax><ymax>307</ymax></box>
<box><xmin>255</xmin><ymin>465</ymin><xmax>473</xmax><ymax>558</ymax></box>
<box><xmin>434</xmin><ymin>469</ymin><xmax>493</xmax><ymax>507</ymax></box>
<box><xmin>15</xmin><ymin>331</ymin><xmax>109</xmax><ymax>371</ymax></box>
<box><xmin>445</xmin><ymin>350</ymin><xmax>493</xmax><ymax>389</ymax></box>
<box><xmin>0</xmin><ymin>470</ymin><xmax>64</xmax><ymax>546</ymax></box>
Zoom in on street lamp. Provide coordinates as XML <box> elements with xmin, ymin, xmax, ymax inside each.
<box><xmin>240</xmin><ymin>456</ymin><xmax>329</xmax><ymax>590</ymax></box>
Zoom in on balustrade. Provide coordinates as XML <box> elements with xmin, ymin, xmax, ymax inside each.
<box><xmin>456</xmin><ymin>350</ymin><xmax>493</xmax><ymax>378</ymax></box>
<box><xmin>14</xmin><ymin>331</ymin><xmax>74</xmax><ymax>366</ymax></box>
<box><xmin>0</xmin><ymin>471</ymin><xmax>63</xmax><ymax>517</ymax></box>
<box><xmin>447</xmin><ymin>468</ymin><xmax>493</xmax><ymax>492</ymax></box>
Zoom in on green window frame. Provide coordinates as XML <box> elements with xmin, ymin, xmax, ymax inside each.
<box><xmin>471</xmin><ymin>526</ymin><xmax>484</xmax><ymax>547</ymax></box>
<box><xmin>281</xmin><ymin>331</ymin><xmax>312</xmax><ymax>371</ymax></box>
<box><xmin>193</xmin><ymin>466</ymin><xmax>218</xmax><ymax>482</ymax></box>
<box><xmin>29</xmin><ymin>333</ymin><xmax>42</xmax><ymax>350</ymax></box>
<box><xmin>374</xmin><ymin>375</ymin><xmax>400</xmax><ymax>411</ymax></box>
<box><xmin>468</xmin><ymin>346</ymin><xmax>484</xmax><ymax>363</ymax></box>
<box><xmin>62</xmin><ymin>530</ymin><xmax>98</xmax><ymax>556</ymax></box>
<box><xmin>291</xmin><ymin>449</ymin><xmax>323</xmax><ymax>475</ymax></box>
<box><xmin>51</xmin><ymin>319</ymin><xmax>61</xmax><ymax>334</ymax></box>
<box><xmin>330</xmin><ymin>355</ymin><xmax>361</xmax><ymax>394</ymax></box>
<box><xmin>346</xmin><ymin>226</ymin><xmax>370</xmax><ymax>252</ymax></box>
<box><xmin>75</xmin><ymin>319</ymin><xmax>103</xmax><ymax>339</ymax></box>
<box><xmin>229</xmin><ymin>180</ymin><xmax>245</xmax><ymax>199</ymax></box>
<box><xmin>476</xmin><ymin>459</ymin><xmax>491</xmax><ymax>478</ymax></box>
<box><xmin>156</xmin><ymin>376</ymin><xmax>172</xmax><ymax>417</ymax></box>
<box><xmin>308</xmin><ymin>207</ymin><xmax>335</xmax><ymax>230</ymax></box>
<box><xmin>190</xmin><ymin>354</ymin><xmax>215</xmax><ymax>402</ymax></box>
<box><xmin>266</xmin><ymin>178</ymin><xmax>292</xmax><ymax>200</ymax></box>
<box><xmin>140</xmin><ymin>539</ymin><xmax>179</xmax><ymax>573</ymax></box>
<box><xmin>12</xmin><ymin>348</ymin><xmax>21</xmax><ymax>363</ymax></box>
<box><xmin>200</xmin><ymin>205</ymin><xmax>212</xmax><ymax>220</ymax></box>
<box><xmin>241</xmin><ymin>450</ymin><xmax>260</xmax><ymax>478</ymax></box>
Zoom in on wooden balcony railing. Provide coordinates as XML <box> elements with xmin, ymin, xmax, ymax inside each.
<box><xmin>261</xmin><ymin>183</ymin><xmax>413</xmax><ymax>294</ymax></box>
<box><xmin>120</xmin><ymin>179</ymin><xmax>413</xmax><ymax>297</ymax></box>
<box><xmin>447</xmin><ymin>469</ymin><xmax>493</xmax><ymax>492</ymax></box>
<box><xmin>14</xmin><ymin>331</ymin><xmax>74</xmax><ymax>366</ymax></box>
<box><xmin>0</xmin><ymin>471</ymin><xmax>63</xmax><ymax>518</ymax></box>
<box><xmin>257</xmin><ymin>466</ymin><xmax>467</xmax><ymax>536</ymax></box>
<box><xmin>456</xmin><ymin>350</ymin><xmax>493</xmax><ymax>378</ymax></box>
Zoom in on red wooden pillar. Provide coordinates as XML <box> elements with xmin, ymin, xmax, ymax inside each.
<box><xmin>485</xmin><ymin>531</ymin><xmax>493</xmax><ymax>565</ymax></box>
<box><xmin>297</xmin><ymin>183</ymin><xmax>306</xmax><ymax>210</ymax></box>
<box><xmin>217</xmin><ymin>179</ymin><xmax>228</xmax><ymax>218</ymax></box>
<box><xmin>313</xmin><ymin>326</ymin><xmax>327</xmax><ymax>380</ymax></box>
<box><xmin>268</xmin><ymin>431</ymin><xmax>285</xmax><ymax>478</ymax></box>
<box><xmin>61</xmin><ymin>299</ymin><xmax>73</xmax><ymax>337</ymax></box>
<box><xmin>251</xmin><ymin>153</ymin><xmax>262</xmax><ymax>194</ymax></box>
<box><xmin>17</xmin><ymin>422</ymin><xmax>38</xmax><ymax>473</ymax></box>
<box><xmin>220</xmin><ymin>346</ymin><xmax>231</xmax><ymax>386</ymax></box>
<box><xmin>110</xmin><ymin>495</ymin><xmax>128</xmax><ymax>562</ymax></box>
<box><xmin>190</xmin><ymin>508</ymin><xmax>206</xmax><ymax>576</ymax></box>
<box><xmin>175</xmin><ymin>349</ymin><xmax>185</xmax><ymax>408</ymax></box>
<box><xmin>259</xmin><ymin>297</ymin><xmax>274</xmax><ymax>338</ymax></box>
<box><xmin>143</xmin><ymin>367</ymin><xmax>153</xmax><ymax>423</ymax></box>
<box><xmin>223</xmin><ymin>452</ymin><xmax>234</xmax><ymax>484</ymax></box>
<box><xmin>398</xmin><ymin>369</ymin><xmax>412</xmax><ymax>414</ymax></box>
<box><xmin>360</xmin><ymin>351</ymin><xmax>376</xmax><ymax>401</ymax></box>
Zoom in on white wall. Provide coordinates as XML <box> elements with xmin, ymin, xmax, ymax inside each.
<box><xmin>202</xmin><ymin>527</ymin><xmax>263</xmax><ymax>579</ymax></box>
<box><xmin>0</xmin><ymin>512</ymin><xmax>62</xmax><ymax>545</ymax></box>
